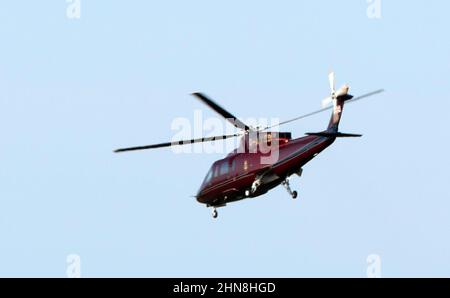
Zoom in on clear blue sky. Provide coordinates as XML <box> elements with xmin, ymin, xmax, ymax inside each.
<box><xmin>1</xmin><ymin>1</ymin><xmax>449</xmax><ymax>277</ymax></box>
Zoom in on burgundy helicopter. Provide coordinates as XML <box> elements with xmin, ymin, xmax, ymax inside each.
<box><xmin>115</xmin><ymin>73</ymin><xmax>383</xmax><ymax>218</ymax></box>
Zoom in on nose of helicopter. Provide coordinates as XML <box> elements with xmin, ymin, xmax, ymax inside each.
<box><xmin>195</xmin><ymin>187</ymin><xmax>207</xmax><ymax>204</ymax></box>
<box><xmin>195</xmin><ymin>193</ymin><xmax>209</xmax><ymax>204</ymax></box>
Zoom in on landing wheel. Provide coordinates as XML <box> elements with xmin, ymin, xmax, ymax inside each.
<box><xmin>282</xmin><ymin>178</ymin><xmax>298</xmax><ymax>199</ymax></box>
<box><xmin>212</xmin><ymin>209</ymin><xmax>218</xmax><ymax>219</ymax></box>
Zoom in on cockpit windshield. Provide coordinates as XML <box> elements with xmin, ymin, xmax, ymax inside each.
<box><xmin>202</xmin><ymin>167</ymin><xmax>214</xmax><ymax>186</ymax></box>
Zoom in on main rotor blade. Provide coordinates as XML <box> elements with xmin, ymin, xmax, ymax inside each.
<box><xmin>260</xmin><ymin>89</ymin><xmax>384</xmax><ymax>131</ymax></box>
<box><xmin>346</xmin><ymin>89</ymin><xmax>385</xmax><ymax>104</ymax></box>
<box><xmin>114</xmin><ymin>133</ymin><xmax>240</xmax><ymax>153</ymax></box>
<box><xmin>192</xmin><ymin>92</ymin><xmax>252</xmax><ymax>131</ymax></box>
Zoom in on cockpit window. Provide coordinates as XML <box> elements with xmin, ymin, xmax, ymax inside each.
<box><xmin>203</xmin><ymin>161</ymin><xmax>230</xmax><ymax>186</ymax></box>
<box><xmin>214</xmin><ymin>164</ymin><xmax>220</xmax><ymax>177</ymax></box>
<box><xmin>202</xmin><ymin>167</ymin><xmax>213</xmax><ymax>185</ymax></box>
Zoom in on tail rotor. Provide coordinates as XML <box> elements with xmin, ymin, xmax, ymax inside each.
<box><xmin>321</xmin><ymin>71</ymin><xmax>350</xmax><ymax>108</ymax></box>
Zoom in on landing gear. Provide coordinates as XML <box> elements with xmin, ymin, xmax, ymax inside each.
<box><xmin>292</xmin><ymin>191</ymin><xmax>298</xmax><ymax>199</ymax></box>
<box><xmin>212</xmin><ymin>208</ymin><xmax>218</xmax><ymax>219</ymax></box>
<box><xmin>251</xmin><ymin>178</ymin><xmax>262</xmax><ymax>194</ymax></box>
<box><xmin>282</xmin><ymin>178</ymin><xmax>298</xmax><ymax>199</ymax></box>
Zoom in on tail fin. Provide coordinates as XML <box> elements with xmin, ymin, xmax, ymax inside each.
<box><xmin>327</xmin><ymin>86</ymin><xmax>353</xmax><ymax>132</ymax></box>
<box><xmin>323</xmin><ymin>72</ymin><xmax>353</xmax><ymax>132</ymax></box>
<box><xmin>307</xmin><ymin>89</ymin><xmax>362</xmax><ymax>139</ymax></box>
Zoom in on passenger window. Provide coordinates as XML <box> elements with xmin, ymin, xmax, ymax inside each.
<box><xmin>219</xmin><ymin>162</ymin><xmax>228</xmax><ymax>176</ymax></box>
<box><xmin>231</xmin><ymin>159</ymin><xmax>236</xmax><ymax>173</ymax></box>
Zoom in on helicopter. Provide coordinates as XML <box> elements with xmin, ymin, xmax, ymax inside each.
<box><xmin>114</xmin><ymin>72</ymin><xmax>384</xmax><ymax>218</ymax></box>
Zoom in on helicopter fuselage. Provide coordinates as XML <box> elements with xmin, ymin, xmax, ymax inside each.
<box><xmin>196</xmin><ymin>134</ymin><xmax>335</xmax><ymax>207</ymax></box>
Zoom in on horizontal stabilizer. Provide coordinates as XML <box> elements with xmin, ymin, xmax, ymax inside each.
<box><xmin>305</xmin><ymin>132</ymin><xmax>363</xmax><ymax>138</ymax></box>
